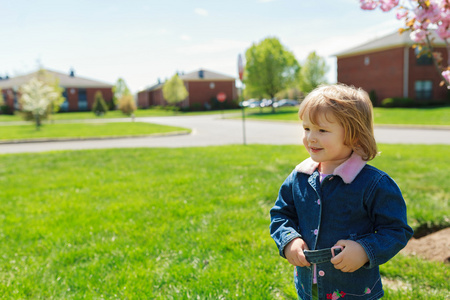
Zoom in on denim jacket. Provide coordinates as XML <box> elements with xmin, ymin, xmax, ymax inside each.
<box><xmin>270</xmin><ymin>153</ymin><xmax>413</xmax><ymax>300</ymax></box>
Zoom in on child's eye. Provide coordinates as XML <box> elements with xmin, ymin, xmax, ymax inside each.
<box><xmin>303</xmin><ymin>127</ymin><xmax>310</xmax><ymax>131</ymax></box>
<box><xmin>319</xmin><ymin>129</ymin><xmax>327</xmax><ymax>133</ymax></box>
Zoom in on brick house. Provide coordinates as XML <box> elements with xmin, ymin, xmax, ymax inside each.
<box><xmin>335</xmin><ymin>31</ymin><xmax>448</xmax><ymax>105</ymax></box>
<box><xmin>137</xmin><ymin>69</ymin><xmax>237</xmax><ymax>109</ymax></box>
<box><xmin>0</xmin><ymin>69</ymin><xmax>113</xmax><ymax>112</ymax></box>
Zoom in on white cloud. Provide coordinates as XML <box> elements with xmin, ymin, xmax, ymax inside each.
<box><xmin>156</xmin><ymin>28</ymin><xmax>169</xmax><ymax>35</ymax></box>
<box><xmin>180</xmin><ymin>35</ymin><xmax>191</xmax><ymax>41</ymax></box>
<box><xmin>194</xmin><ymin>8</ymin><xmax>208</xmax><ymax>16</ymax></box>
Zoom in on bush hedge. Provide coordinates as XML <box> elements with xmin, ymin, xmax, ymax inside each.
<box><xmin>381</xmin><ymin>97</ymin><xmax>415</xmax><ymax>108</ymax></box>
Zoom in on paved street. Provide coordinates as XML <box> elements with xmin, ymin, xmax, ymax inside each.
<box><xmin>0</xmin><ymin>114</ymin><xmax>449</xmax><ymax>154</ymax></box>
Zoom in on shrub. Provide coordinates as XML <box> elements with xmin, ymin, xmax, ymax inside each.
<box><xmin>369</xmin><ymin>90</ymin><xmax>378</xmax><ymax>107</ymax></box>
<box><xmin>1</xmin><ymin>105</ymin><xmax>13</xmax><ymax>115</ymax></box>
<box><xmin>163</xmin><ymin>105</ymin><xmax>180</xmax><ymax>112</ymax></box>
<box><xmin>92</xmin><ymin>91</ymin><xmax>108</xmax><ymax>116</ymax></box>
<box><xmin>190</xmin><ymin>103</ymin><xmax>204</xmax><ymax>111</ymax></box>
<box><xmin>381</xmin><ymin>97</ymin><xmax>414</xmax><ymax>108</ymax></box>
<box><xmin>118</xmin><ymin>94</ymin><xmax>137</xmax><ymax>116</ymax></box>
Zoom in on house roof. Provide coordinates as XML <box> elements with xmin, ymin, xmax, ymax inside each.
<box><xmin>0</xmin><ymin>69</ymin><xmax>113</xmax><ymax>89</ymax></box>
<box><xmin>179</xmin><ymin>69</ymin><xmax>235</xmax><ymax>81</ymax></box>
<box><xmin>335</xmin><ymin>30</ymin><xmax>446</xmax><ymax>58</ymax></box>
<box><xmin>140</xmin><ymin>69</ymin><xmax>236</xmax><ymax>92</ymax></box>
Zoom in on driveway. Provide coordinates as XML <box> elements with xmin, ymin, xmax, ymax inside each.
<box><xmin>0</xmin><ymin>114</ymin><xmax>449</xmax><ymax>154</ymax></box>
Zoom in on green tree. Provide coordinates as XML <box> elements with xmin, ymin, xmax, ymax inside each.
<box><xmin>36</xmin><ymin>69</ymin><xmax>65</xmax><ymax>115</ymax></box>
<box><xmin>0</xmin><ymin>88</ymin><xmax>4</xmax><ymax>107</ymax></box>
<box><xmin>92</xmin><ymin>91</ymin><xmax>108</xmax><ymax>116</ymax></box>
<box><xmin>19</xmin><ymin>78</ymin><xmax>59</xmax><ymax>129</ymax></box>
<box><xmin>244</xmin><ymin>37</ymin><xmax>300</xmax><ymax>112</ymax></box>
<box><xmin>112</xmin><ymin>78</ymin><xmax>131</xmax><ymax>109</ymax></box>
<box><xmin>162</xmin><ymin>74</ymin><xmax>188</xmax><ymax>110</ymax></box>
<box><xmin>118</xmin><ymin>94</ymin><xmax>137</xmax><ymax>117</ymax></box>
<box><xmin>298</xmin><ymin>51</ymin><xmax>329</xmax><ymax>94</ymax></box>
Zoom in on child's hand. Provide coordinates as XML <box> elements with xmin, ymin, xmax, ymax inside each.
<box><xmin>284</xmin><ymin>238</ymin><xmax>311</xmax><ymax>267</ymax></box>
<box><xmin>330</xmin><ymin>240</ymin><xmax>369</xmax><ymax>272</ymax></box>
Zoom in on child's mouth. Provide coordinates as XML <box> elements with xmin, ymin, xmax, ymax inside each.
<box><xmin>310</xmin><ymin>147</ymin><xmax>323</xmax><ymax>153</ymax></box>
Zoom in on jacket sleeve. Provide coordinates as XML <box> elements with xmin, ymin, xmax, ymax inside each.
<box><xmin>270</xmin><ymin>170</ymin><xmax>302</xmax><ymax>258</ymax></box>
<box><xmin>357</xmin><ymin>174</ymin><xmax>414</xmax><ymax>269</ymax></box>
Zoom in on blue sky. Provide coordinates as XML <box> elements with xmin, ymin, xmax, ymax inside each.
<box><xmin>1</xmin><ymin>0</ymin><xmax>402</xmax><ymax>93</ymax></box>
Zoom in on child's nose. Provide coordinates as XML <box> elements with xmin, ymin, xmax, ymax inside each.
<box><xmin>307</xmin><ymin>132</ymin><xmax>317</xmax><ymax>143</ymax></box>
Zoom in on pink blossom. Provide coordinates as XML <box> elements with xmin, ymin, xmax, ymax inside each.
<box><xmin>396</xmin><ymin>10</ymin><xmax>408</xmax><ymax>20</ymax></box>
<box><xmin>414</xmin><ymin>8</ymin><xmax>426</xmax><ymax>22</ymax></box>
<box><xmin>426</xmin><ymin>2</ymin><xmax>443</xmax><ymax>23</ymax></box>
<box><xmin>410</xmin><ymin>29</ymin><xmax>428</xmax><ymax>42</ymax></box>
<box><xmin>442</xmin><ymin>70</ymin><xmax>450</xmax><ymax>84</ymax></box>
<box><xmin>379</xmin><ymin>0</ymin><xmax>399</xmax><ymax>12</ymax></box>
<box><xmin>437</xmin><ymin>23</ymin><xmax>450</xmax><ymax>39</ymax></box>
<box><xmin>440</xmin><ymin>10</ymin><xmax>450</xmax><ymax>25</ymax></box>
<box><xmin>360</xmin><ymin>0</ymin><xmax>378</xmax><ymax>10</ymax></box>
<box><xmin>418</xmin><ymin>20</ymin><xmax>431</xmax><ymax>30</ymax></box>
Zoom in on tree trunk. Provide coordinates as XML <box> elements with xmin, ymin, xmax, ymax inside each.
<box><xmin>35</xmin><ymin>114</ymin><xmax>41</xmax><ymax>130</ymax></box>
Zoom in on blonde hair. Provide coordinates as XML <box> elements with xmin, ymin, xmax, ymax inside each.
<box><xmin>299</xmin><ymin>84</ymin><xmax>378</xmax><ymax>161</ymax></box>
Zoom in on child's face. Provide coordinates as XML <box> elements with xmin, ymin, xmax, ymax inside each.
<box><xmin>302</xmin><ymin>111</ymin><xmax>353</xmax><ymax>174</ymax></box>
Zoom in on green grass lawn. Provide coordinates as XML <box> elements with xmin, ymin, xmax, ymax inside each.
<box><xmin>0</xmin><ymin>108</ymin><xmax>242</xmax><ymax>122</ymax></box>
<box><xmin>0</xmin><ymin>145</ymin><xmax>448</xmax><ymax>299</ymax></box>
<box><xmin>0</xmin><ymin>122</ymin><xmax>189</xmax><ymax>142</ymax></box>
<box><xmin>242</xmin><ymin>106</ymin><xmax>450</xmax><ymax>126</ymax></box>
<box><xmin>1</xmin><ymin>106</ymin><xmax>449</xmax><ymax>126</ymax></box>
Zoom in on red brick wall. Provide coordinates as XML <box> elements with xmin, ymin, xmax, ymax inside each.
<box><xmin>145</xmin><ymin>80</ymin><xmax>236</xmax><ymax>108</ymax></box>
<box><xmin>66</xmin><ymin>88</ymin><xmax>79</xmax><ymax>111</ymax></box>
<box><xmin>87</xmin><ymin>88</ymin><xmax>113</xmax><ymax>109</ymax></box>
<box><xmin>63</xmin><ymin>87</ymin><xmax>112</xmax><ymax>111</ymax></box>
<box><xmin>408</xmin><ymin>47</ymin><xmax>448</xmax><ymax>101</ymax></box>
<box><xmin>137</xmin><ymin>91</ymin><xmax>150</xmax><ymax>108</ymax></box>
<box><xmin>338</xmin><ymin>46</ymin><xmax>448</xmax><ymax>104</ymax></box>
<box><xmin>152</xmin><ymin>89</ymin><xmax>165</xmax><ymax>106</ymax></box>
<box><xmin>3</xmin><ymin>89</ymin><xmax>14</xmax><ymax>108</ymax></box>
<box><xmin>186</xmin><ymin>81</ymin><xmax>236</xmax><ymax>107</ymax></box>
<box><xmin>338</xmin><ymin>48</ymin><xmax>404</xmax><ymax>104</ymax></box>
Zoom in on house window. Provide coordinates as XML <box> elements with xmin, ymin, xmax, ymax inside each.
<box><xmin>415</xmin><ymin>47</ymin><xmax>433</xmax><ymax>65</ymax></box>
<box><xmin>415</xmin><ymin>80</ymin><xmax>433</xmax><ymax>99</ymax></box>
<box><xmin>364</xmin><ymin>56</ymin><xmax>370</xmax><ymax>66</ymax></box>
<box><xmin>60</xmin><ymin>90</ymin><xmax>69</xmax><ymax>112</ymax></box>
<box><xmin>78</xmin><ymin>89</ymin><xmax>88</xmax><ymax>111</ymax></box>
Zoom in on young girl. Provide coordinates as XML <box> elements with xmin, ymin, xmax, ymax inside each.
<box><xmin>270</xmin><ymin>84</ymin><xmax>413</xmax><ymax>300</ymax></box>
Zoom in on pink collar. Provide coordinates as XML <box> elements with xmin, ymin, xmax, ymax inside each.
<box><xmin>295</xmin><ymin>152</ymin><xmax>367</xmax><ymax>184</ymax></box>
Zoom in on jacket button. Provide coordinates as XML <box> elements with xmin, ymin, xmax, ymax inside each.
<box><xmin>317</xmin><ymin>199</ymin><xmax>321</xmax><ymax>205</ymax></box>
<box><xmin>313</xmin><ymin>229</ymin><xmax>318</xmax><ymax>235</ymax></box>
<box><xmin>319</xmin><ymin>270</ymin><xmax>325</xmax><ymax>277</ymax></box>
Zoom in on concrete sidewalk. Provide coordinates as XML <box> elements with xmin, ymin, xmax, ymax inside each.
<box><xmin>0</xmin><ymin>114</ymin><xmax>449</xmax><ymax>154</ymax></box>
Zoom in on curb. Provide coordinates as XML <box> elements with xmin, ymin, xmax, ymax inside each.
<box><xmin>0</xmin><ymin>130</ymin><xmax>191</xmax><ymax>145</ymax></box>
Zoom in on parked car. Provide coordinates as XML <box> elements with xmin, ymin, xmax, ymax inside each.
<box><xmin>240</xmin><ymin>99</ymin><xmax>261</xmax><ymax>108</ymax></box>
<box><xmin>260</xmin><ymin>98</ymin><xmax>273</xmax><ymax>107</ymax></box>
<box><xmin>273</xmin><ymin>99</ymin><xmax>298</xmax><ymax>108</ymax></box>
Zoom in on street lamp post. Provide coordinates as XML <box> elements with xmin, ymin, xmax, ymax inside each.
<box><xmin>238</xmin><ymin>54</ymin><xmax>246</xmax><ymax>145</ymax></box>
